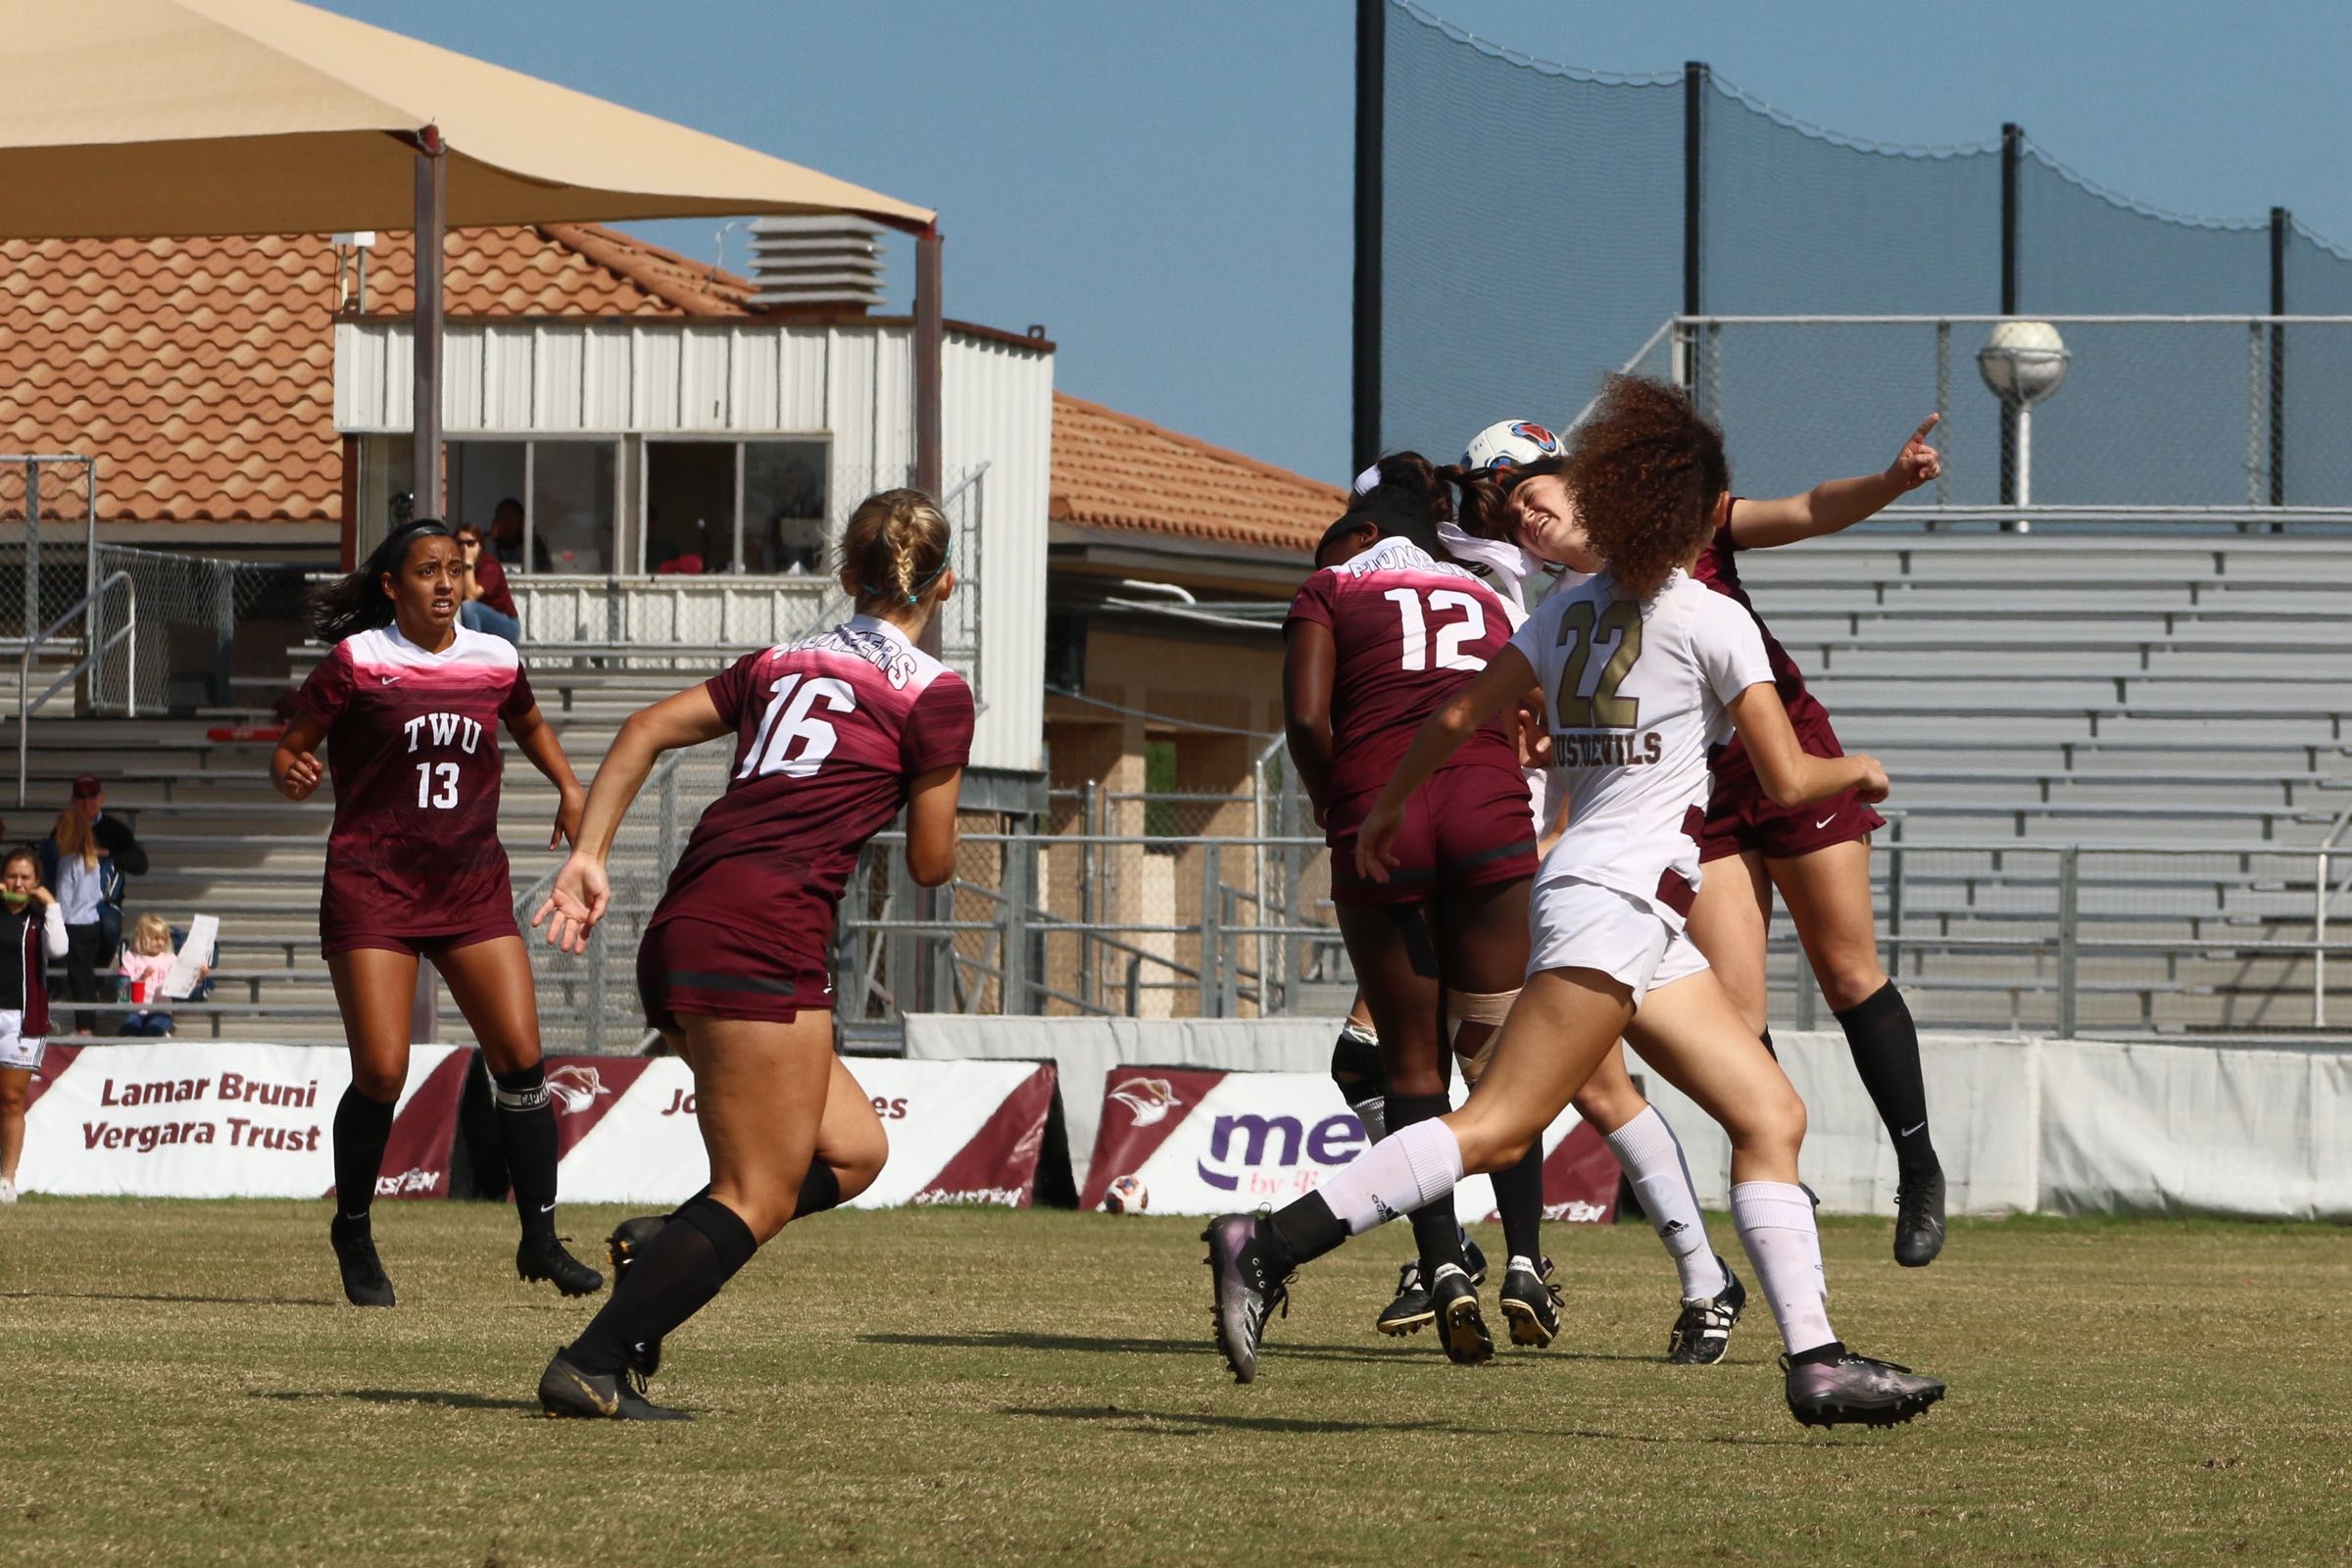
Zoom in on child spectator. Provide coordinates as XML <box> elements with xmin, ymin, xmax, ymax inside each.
<box><xmin>117</xmin><ymin>913</ymin><xmax>204</xmax><ymax>1038</ymax></box>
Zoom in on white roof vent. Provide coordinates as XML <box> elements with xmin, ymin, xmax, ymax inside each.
<box><xmin>748</xmin><ymin>215</ymin><xmax>887</xmax><ymax>312</ymax></box>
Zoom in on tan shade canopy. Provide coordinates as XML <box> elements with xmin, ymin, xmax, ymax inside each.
<box><xmin>0</xmin><ymin>0</ymin><xmax>933</xmax><ymax>238</ymax></box>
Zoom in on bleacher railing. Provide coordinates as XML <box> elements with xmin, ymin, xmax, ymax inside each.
<box><xmin>1618</xmin><ymin>316</ymin><xmax>2352</xmax><ymax>528</ymax></box>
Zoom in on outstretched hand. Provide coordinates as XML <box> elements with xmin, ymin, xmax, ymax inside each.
<box><xmin>1888</xmin><ymin>414</ymin><xmax>1942</xmax><ymax>491</ymax></box>
<box><xmin>531</xmin><ymin>854</ymin><xmax>611</xmax><ymax>954</ymax></box>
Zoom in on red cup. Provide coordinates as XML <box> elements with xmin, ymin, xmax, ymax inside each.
<box><xmin>129</xmin><ymin>978</ymin><xmax>148</xmax><ymax>1004</ymax></box>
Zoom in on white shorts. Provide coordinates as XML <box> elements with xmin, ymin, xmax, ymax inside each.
<box><xmin>0</xmin><ymin>1008</ymin><xmax>44</xmax><ymax>1072</ymax></box>
<box><xmin>1527</xmin><ymin>878</ymin><xmax>1710</xmax><ymax>1004</ymax></box>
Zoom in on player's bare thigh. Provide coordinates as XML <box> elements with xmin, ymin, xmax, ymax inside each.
<box><xmin>1433</xmin><ymin>875</ymin><xmax>1531</xmax><ymax>1075</ymax></box>
<box><xmin>1569</xmin><ymin>1044</ymin><xmax>1650</xmax><ymax>1136</ymax></box>
<box><xmin>1767</xmin><ymin>838</ymin><xmax>1887</xmax><ymax>1011</ymax></box>
<box><xmin>1621</xmin><ymin>970</ymin><xmax>1805</xmax><ymax>1184</ymax></box>
<box><xmin>677</xmin><ymin>1009</ymin><xmax>836</xmax><ymax>1243</ymax></box>
<box><xmin>666</xmin><ymin>1027</ymin><xmax>885</xmax><ymax>1201</ymax></box>
<box><xmin>432</xmin><ymin>934</ymin><xmax>542</xmax><ymax>1076</ymax></box>
<box><xmin>326</xmin><ymin>948</ymin><xmax>418</xmax><ymax>1101</ymax></box>
<box><xmin>1685</xmin><ymin>850</ymin><xmax>1773</xmax><ymax>1036</ymax></box>
<box><xmin>1446</xmin><ymin>968</ymin><xmax>1634</xmax><ymax>1173</ymax></box>
<box><xmin>1336</xmin><ymin>902</ymin><xmax>1446</xmax><ymax>1100</ymax></box>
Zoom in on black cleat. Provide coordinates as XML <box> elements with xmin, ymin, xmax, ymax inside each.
<box><xmin>1375</xmin><ymin>1260</ymin><xmax>1435</xmax><ymax>1337</ymax></box>
<box><xmin>328</xmin><ymin>1212</ymin><xmax>396</xmax><ymax>1308</ymax></box>
<box><xmin>517</xmin><ymin>1233</ymin><xmax>605</xmax><ymax>1298</ymax></box>
<box><xmin>1666</xmin><ymin>1258</ymin><xmax>1745</xmax><ymax>1365</ymax></box>
<box><xmin>1201</xmin><ymin>1213</ymin><xmax>1290</xmax><ymax>1384</ymax></box>
<box><xmin>1498</xmin><ymin>1254</ymin><xmax>1563</xmax><ymax>1348</ymax></box>
<box><xmin>537</xmin><ymin>1349</ymin><xmax>691</xmax><ymax>1421</ymax></box>
<box><xmin>1784</xmin><ymin>1349</ymin><xmax>1945</xmax><ymax>1428</ymax></box>
<box><xmin>1428</xmin><ymin>1263</ymin><xmax>1494</xmax><ymax>1366</ymax></box>
<box><xmin>1894</xmin><ymin>1168</ymin><xmax>1947</xmax><ymax>1267</ymax></box>
<box><xmin>607</xmin><ymin>1215</ymin><xmax>668</xmax><ymax>1381</ymax></box>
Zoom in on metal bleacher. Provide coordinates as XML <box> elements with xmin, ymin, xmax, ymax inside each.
<box><xmin>1735</xmin><ymin>533</ymin><xmax>2352</xmax><ymax>1036</ymax></box>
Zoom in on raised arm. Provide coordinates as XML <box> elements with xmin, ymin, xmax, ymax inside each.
<box><xmin>533</xmin><ymin>683</ymin><xmax>732</xmax><ymax>952</ymax></box>
<box><xmin>1353</xmin><ymin>645</ymin><xmax>1536</xmax><ymax>882</ymax></box>
<box><xmin>1282</xmin><ymin>620</ymin><xmax>1339</xmax><ymax>823</ymax></box>
<box><xmin>1726</xmin><ymin>683</ymin><xmax>1888</xmax><ymax>809</ymax></box>
<box><xmin>1727</xmin><ymin>414</ymin><xmax>1941</xmax><ymax>550</ymax></box>
<box><xmin>505</xmin><ymin>704</ymin><xmax>588</xmax><ymax>850</ymax></box>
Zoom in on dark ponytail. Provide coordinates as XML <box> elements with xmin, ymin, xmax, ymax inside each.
<box><xmin>310</xmin><ymin>519</ymin><xmax>457</xmax><ymax>643</ymax></box>
<box><xmin>1317</xmin><ymin>451</ymin><xmax>1454</xmax><ymax>559</ymax></box>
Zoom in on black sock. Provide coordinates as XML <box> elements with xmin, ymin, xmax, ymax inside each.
<box><xmin>565</xmin><ymin>1195</ymin><xmax>759</xmax><ymax>1376</ymax></box>
<box><xmin>1265</xmin><ymin>1192</ymin><xmax>1344</xmax><ymax>1273</ymax></box>
<box><xmin>1492</xmin><ymin>1139</ymin><xmax>1544</xmax><ymax>1263</ymax></box>
<box><xmin>1386</xmin><ymin>1092</ymin><xmax>1465</xmax><ymax>1277</ymax></box>
<box><xmin>1832</xmin><ymin>982</ymin><xmax>1940</xmax><ymax>1178</ymax></box>
<box><xmin>331</xmin><ymin>1087</ymin><xmax>395</xmax><ymax>1223</ymax></box>
<box><xmin>1789</xmin><ymin>1339</ymin><xmax>1846</xmax><ymax>1368</ymax></box>
<box><xmin>1758</xmin><ymin>1027</ymin><xmax>1776</xmax><ymax>1060</ymax></box>
<box><xmin>794</xmin><ymin>1163</ymin><xmax>845</xmax><ymax>1219</ymax></box>
<box><xmin>666</xmin><ymin>1184</ymin><xmax>712</xmax><ymax>1220</ymax></box>
<box><xmin>491</xmin><ymin>1064</ymin><xmax>561</xmax><ymax>1244</ymax></box>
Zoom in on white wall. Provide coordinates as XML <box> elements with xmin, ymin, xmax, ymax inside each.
<box><xmin>335</xmin><ymin>318</ymin><xmax>1051</xmax><ymax>773</ymax></box>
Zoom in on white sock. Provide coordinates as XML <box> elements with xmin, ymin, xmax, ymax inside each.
<box><xmin>1603</xmin><ymin>1106</ymin><xmax>1727</xmax><ymax>1301</ymax></box>
<box><xmin>1317</xmin><ymin>1117</ymin><xmax>1464</xmax><ymax>1237</ymax></box>
<box><xmin>1729</xmin><ymin>1180</ymin><xmax>1838</xmax><ymax>1356</ymax></box>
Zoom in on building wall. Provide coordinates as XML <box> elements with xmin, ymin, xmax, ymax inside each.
<box><xmin>334</xmin><ymin>318</ymin><xmax>1050</xmax><ymax>773</ymax></box>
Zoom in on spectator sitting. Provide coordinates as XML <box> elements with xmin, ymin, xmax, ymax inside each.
<box><xmin>118</xmin><ymin>913</ymin><xmax>207</xmax><ymax>1038</ymax></box>
<box><xmin>454</xmin><ymin>523</ymin><xmax>522</xmax><ymax>645</ymax></box>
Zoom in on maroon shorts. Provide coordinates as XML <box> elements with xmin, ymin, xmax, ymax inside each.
<box><xmin>1328</xmin><ymin>758</ymin><xmax>1537</xmax><ymax>907</ymax></box>
<box><xmin>637</xmin><ymin>910</ymin><xmax>837</xmax><ymax>1034</ymax></box>
<box><xmin>1697</xmin><ymin>694</ymin><xmax>1885</xmax><ymax>863</ymax></box>
<box><xmin>321</xmin><ymin>912</ymin><xmax>519</xmax><ymax>959</ymax></box>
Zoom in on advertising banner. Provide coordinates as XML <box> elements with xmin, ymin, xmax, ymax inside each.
<box><xmin>543</xmin><ymin>1055</ymin><xmax>1060</xmax><ymax>1208</ymax></box>
<box><xmin>18</xmin><ymin>1042</ymin><xmax>468</xmax><ymax>1200</ymax></box>
<box><xmin>1081</xmin><ymin>1066</ymin><xmax>1619</xmax><ymax>1221</ymax></box>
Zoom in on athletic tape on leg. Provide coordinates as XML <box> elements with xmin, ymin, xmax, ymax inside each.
<box><xmin>1446</xmin><ymin>989</ymin><xmax>1519</xmax><ymax>1079</ymax></box>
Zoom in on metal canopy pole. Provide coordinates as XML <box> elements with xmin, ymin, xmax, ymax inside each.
<box><xmin>411</xmin><ymin>125</ymin><xmax>447</xmax><ymax>522</ymax></box>
<box><xmin>2270</xmin><ymin>207</ymin><xmax>2288</xmax><ymax>515</ymax></box>
<box><xmin>1998</xmin><ymin>122</ymin><xmax>2022</xmax><ymax>514</ymax></box>
<box><xmin>1351</xmin><ymin>0</ymin><xmax>1385</xmax><ymax>472</ymax></box>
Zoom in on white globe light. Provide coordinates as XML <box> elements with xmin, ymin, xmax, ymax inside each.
<box><xmin>1978</xmin><ymin>319</ymin><xmax>2071</xmax><ymax>407</ymax></box>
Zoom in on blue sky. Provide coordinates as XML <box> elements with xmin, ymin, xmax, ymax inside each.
<box><xmin>321</xmin><ymin>0</ymin><xmax>2352</xmax><ymax>485</ymax></box>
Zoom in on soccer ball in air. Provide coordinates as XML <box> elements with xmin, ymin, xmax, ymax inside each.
<box><xmin>1460</xmin><ymin>417</ymin><xmax>1562</xmax><ymax>475</ymax></box>
<box><xmin>1100</xmin><ymin>1175</ymin><xmax>1149</xmax><ymax>1215</ymax></box>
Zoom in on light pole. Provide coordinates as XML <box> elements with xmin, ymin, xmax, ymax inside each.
<box><xmin>1978</xmin><ymin>319</ymin><xmax>2070</xmax><ymax>531</ymax></box>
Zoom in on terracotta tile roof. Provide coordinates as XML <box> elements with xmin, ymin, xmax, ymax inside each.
<box><xmin>0</xmin><ymin>224</ymin><xmax>753</xmax><ymax>522</ymax></box>
<box><xmin>1050</xmin><ymin>393</ymin><xmax>1342</xmax><ymax>557</ymax></box>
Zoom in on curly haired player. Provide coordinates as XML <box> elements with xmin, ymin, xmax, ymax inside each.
<box><xmin>273</xmin><ymin>519</ymin><xmax>602</xmax><ymax>1307</ymax></box>
<box><xmin>1473</xmin><ymin>412</ymin><xmax>1951</xmax><ymax>1265</ymax></box>
<box><xmin>1205</xmin><ymin>376</ymin><xmax>1944</xmax><ymax>1429</ymax></box>
<box><xmin>532</xmin><ymin>489</ymin><xmax>973</xmax><ymax>1421</ymax></box>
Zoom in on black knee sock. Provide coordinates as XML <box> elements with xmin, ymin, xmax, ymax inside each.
<box><xmin>331</xmin><ymin>1087</ymin><xmax>395</xmax><ymax>1223</ymax></box>
<box><xmin>565</xmin><ymin>1195</ymin><xmax>759</xmax><ymax>1376</ymax></box>
<box><xmin>666</xmin><ymin>1184</ymin><xmax>712</xmax><ymax>1219</ymax></box>
<box><xmin>794</xmin><ymin>1163</ymin><xmax>845</xmax><ymax>1219</ymax></box>
<box><xmin>1833</xmin><ymin>981</ymin><xmax>1940</xmax><ymax>1177</ymax></box>
<box><xmin>1266</xmin><ymin>1192</ymin><xmax>1345</xmax><ymax>1274</ymax></box>
<box><xmin>1491</xmin><ymin>1139</ymin><xmax>1544</xmax><ymax>1263</ymax></box>
<box><xmin>491</xmin><ymin>1064</ymin><xmax>561</xmax><ymax>1244</ymax></box>
<box><xmin>1385</xmin><ymin>1092</ymin><xmax>1465</xmax><ymax>1277</ymax></box>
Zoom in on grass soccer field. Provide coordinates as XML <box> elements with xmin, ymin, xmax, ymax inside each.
<box><xmin>2</xmin><ymin>1201</ymin><xmax>2345</xmax><ymax>1566</ymax></box>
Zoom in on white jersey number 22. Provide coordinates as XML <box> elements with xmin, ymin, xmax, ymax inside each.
<box><xmin>740</xmin><ymin>672</ymin><xmax>858</xmax><ymax>780</ymax></box>
<box><xmin>1384</xmin><ymin>586</ymin><xmax>1487</xmax><ymax>672</ymax></box>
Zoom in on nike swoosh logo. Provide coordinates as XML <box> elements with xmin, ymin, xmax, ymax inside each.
<box><xmin>539</xmin><ymin>1202</ymin><xmax>557</xmax><ymax>1213</ymax></box>
<box><xmin>1899</xmin><ymin>1121</ymin><xmax>1927</xmax><ymax>1138</ymax></box>
<box><xmin>558</xmin><ymin>1365</ymin><xmax>617</xmax><ymax>1416</ymax></box>
<box><xmin>379</xmin><ymin>674</ymin><xmax>401</xmax><ymax>685</ymax></box>
<box><xmin>1815</xmin><ymin>814</ymin><xmax>1838</xmax><ymax>830</ymax></box>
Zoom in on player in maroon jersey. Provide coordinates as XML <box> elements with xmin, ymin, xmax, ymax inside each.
<box><xmin>1281</xmin><ymin>453</ymin><xmax>1540</xmax><ymax>1365</ymax></box>
<box><xmin>272</xmin><ymin>519</ymin><xmax>602</xmax><ymax>1307</ymax></box>
<box><xmin>1485</xmin><ymin>414</ymin><xmax>1952</xmax><ymax>1265</ymax></box>
<box><xmin>531</xmin><ymin>488</ymin><xmax>973</xmax><ymax>1421</ymax></box>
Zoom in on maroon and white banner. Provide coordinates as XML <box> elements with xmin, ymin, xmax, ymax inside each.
<box><xmin>541</xmin><ymin>1055</ymin><xmax>1059</xmax><ymax>1208</ymax></box>
<box><xmin>1081</xmin><ymin>1066</ymin><xmax>1620</xmax><ymax>1222</ymax></box>
<box><xmin>18</xmin><ymin>1043</ymin><xmax>469</xmax><ymax>1200</ymax></box>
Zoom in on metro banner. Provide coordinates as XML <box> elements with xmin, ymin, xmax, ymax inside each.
<box><xmin>539</xmin><ymin>1054</ymin><xmax>1060</xmax><ymax>1208</ymax></box>
<box><xmin>1081</xmin><ymin>1066</ymin><xmax>1620</xmax><ymax>1222</ymax></box>
<box><xmin>19</xmin><ymin>1042</ymin><xmax>469</xmax><ymax>1200</ymax></box>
